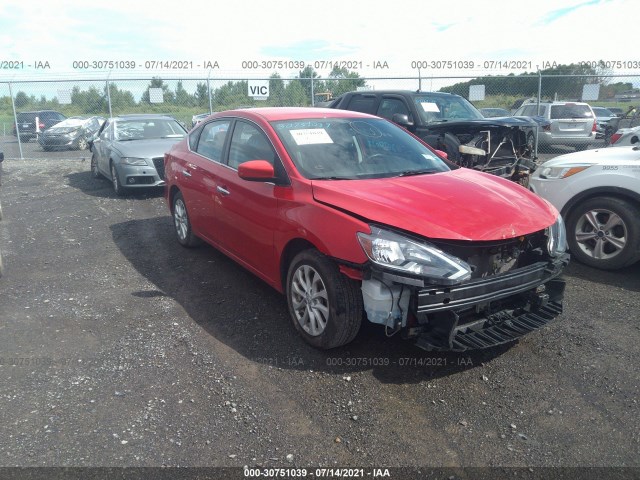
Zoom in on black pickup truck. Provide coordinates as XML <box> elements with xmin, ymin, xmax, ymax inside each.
<box><xmin>326</xmin><ymin>90</ymin><xmax>542</xmax><ymax>183</ymax></box>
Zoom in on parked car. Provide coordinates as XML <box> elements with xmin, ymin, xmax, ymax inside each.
<box><xmin>327</xmin><ymin>90</ymin><xmax>540</xmax><ymax>183</ymax></box>
<box><xmin>90</xmin><ymin>114</ymin><xmax>187</xmax><ymax>195</ymax></box>
<box><xmin>592</xmin><ymin>107</ymin><xmax>617</xmax><ymax>140</ymax></box>
<box><xmin>513</xmin><ymin>101</ymin><xmax>597</xmax><ymax>151</ymax></box>
<box><xmin>165</xmin><ymin>107</ymin><xmax>568</xmax><ymax>351</ymax></box>
<box><xmin>530</xmin><ymin>146</ymin><xmax>640</xmax><ymax>270</ymax></box>
<box><xmin>13</xmin><ymin>110</ymin><xmax>67</xmax><ymax>142</ymax></box>
<box><xmin>607</xmin><ymin>107</ymin><xmax>625</xmax><ymax>117</ymax></box>
<box><xmin>479</xmin><ymin>107</ymin><xmax>511</xmax><ymax>118</ymax></box>
<box><xmin>192</xmin><ymin>112</ymin><xmax>210</xmax><ymax>128</ymax></box>
<box><xmin>610</xmin><ymin>125</ymin><xmax>640</xmax><ymax>147</ymax></box>
<box><xmin>38</xmin><ymin>116</ymin><xmax>105</xmax><ymax>151</ymax></box>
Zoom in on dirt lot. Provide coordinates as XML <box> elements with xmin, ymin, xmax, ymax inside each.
<box><xmin>0</xmin><ymin>142</ymin><xmax>638</xmax><ymax>478</ymax></box>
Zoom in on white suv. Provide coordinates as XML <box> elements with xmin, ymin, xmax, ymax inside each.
<box><xmin>514</xmin><ymin>101</ymin><xmax>597</xmax><ymax>151</ymax></box>
<box><xmin>529</xmin><ymin>146</ymin><xmax>640</xmax><ymax>269</ymax></box>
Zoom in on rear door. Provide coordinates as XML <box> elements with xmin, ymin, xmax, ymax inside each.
<box><xmin>550</xmin><ymin>103</ymin><xmax>595</xmax><ymax>138</ymax></box>
<box><xmin>176</xmin><ymin>119</ymin><xmax>232</xmax><ymax>244</ymax></box>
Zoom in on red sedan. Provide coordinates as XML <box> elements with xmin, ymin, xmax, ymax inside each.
<box><xmin>165</xmin><ymin>108</ymin><xmax>568</xmax><ymax>351</ymax></box>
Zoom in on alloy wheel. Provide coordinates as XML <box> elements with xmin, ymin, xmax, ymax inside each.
<box><xmin>574</xmin><ymin>208</ymin><xmax>627</xmax><ymax>261</ymax></box>
<box><xmin>290</xmin><ymin>265</ymin><xmax>330</xmax><ymax>337</ymax></box>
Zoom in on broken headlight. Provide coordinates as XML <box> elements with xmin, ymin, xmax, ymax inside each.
<box><xmin>357</xmin><ymin>226</ymin><xmax>471</xmax><ymax>285</ymax></box>
<box><xmin>546</xmin><ymin>215</ymin><xmax>567</xmax><ymax>257</ymax></box>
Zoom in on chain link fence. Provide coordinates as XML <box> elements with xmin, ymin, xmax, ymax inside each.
<box><xmin>1</xmin><ymin>73</ymin><xmax>639</xmax><ymax>159</ymax></box>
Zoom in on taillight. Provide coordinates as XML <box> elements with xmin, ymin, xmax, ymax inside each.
<box><xmin>38</xmin><ymin>121</ymin><xmax>45</xmax><ymax>130</ymax></box>
<box><xmin>592</xmin><ymin>120</ymin><xmax>597</xmax><ymax>133</ymax></box>
<box><xmin>610</xmin><ymin>133</ymin><xmax>621</xmax><ymax>144</ymax></box>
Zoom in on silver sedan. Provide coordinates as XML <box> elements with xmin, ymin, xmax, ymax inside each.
<box><xmin>90</xmin><ymin>115</ymin><xmax>187</xmax><ymax>195</ymax></box>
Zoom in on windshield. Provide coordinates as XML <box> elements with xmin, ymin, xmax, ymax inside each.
<box><xmin>115</xmin><ymin>118</ymin><xmax>186</xmax><ymax>141</ymax></box>
<box><xmin>413</xmin><ymin>94</ymin><xmax>483</xmax><ymax>124</ymax></box>
<box><xmin>272</xmin><ymin>117</ymin><xmax>450</xmax><ymax>180</ymax></box>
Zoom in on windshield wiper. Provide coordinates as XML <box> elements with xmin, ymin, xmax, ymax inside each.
<box><xmin>311</xmin><ymin>176</ymin><xmax>353</xmax><ymax>180</ymax></box>
<box><xmin>395</xmin><ymin>169</ymin><xmax>438</xmax><ymax>177</ymax></box>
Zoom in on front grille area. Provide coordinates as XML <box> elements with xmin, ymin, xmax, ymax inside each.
<box><xmin>417</xmin><ymin>260</ymin><xmax>565</xmax><ymax>313</ymax></box>
<box><xmin>152</xmin><ymin>157</ymin><xmax>165</xmax><ymax>179</ymax></box>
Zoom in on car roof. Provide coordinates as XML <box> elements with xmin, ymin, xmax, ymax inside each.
<box><xmin>112</xmin><ymin>114</ymin><xmax>176</xmax><ymax>120</ymax></box>
<box><xmin>216</xmin><ymin>107</ymin><xmax>379</xmax><ymax>121</ymax></box>
<box><xmin>340</xmin><ymin>89</ymin><xmax>461</xmax><ymax>98</ymax></box>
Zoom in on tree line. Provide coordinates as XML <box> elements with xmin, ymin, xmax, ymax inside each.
<box><xmin>439</xmin><ymin>62</ymin><xmax>637</xmax><ymax>101</ymax></box>
<box><xmin>1</xmin><ymin>66</ymin><xmax>367</xmax><ymax>115</ymax></box>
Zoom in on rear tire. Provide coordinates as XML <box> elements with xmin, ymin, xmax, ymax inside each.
<box><xmin>566</xmin><ymin>197</ymin><xmax>640</xmax><ymax>269</ymax></box>
<box><xmin>172</xmin><ymin>191</ymin><xmax>201</xmax><ymax>247</ymax></box>
<box><xmin>77</xmin><ymin>137</ymin><xmax>89</xmax><ymax>150</ymax></box>
<box><xmin>286</xmin><ymin>250</ymin><xmax>363</xmax><ymax>349</ymax></box>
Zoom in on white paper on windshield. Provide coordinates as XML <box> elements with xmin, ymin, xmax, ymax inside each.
<box><xmin>420</xmin><ymin>102</ymin><xmax>440</xmax><ymax>113</ymax></box>
<box><xmin>291</xmin><ymin>128</ymin><xmax>333</xmax><ymax>145</ymax></box>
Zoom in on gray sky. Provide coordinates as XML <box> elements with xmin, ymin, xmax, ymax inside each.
<box><xmin>0</xmin><ymin>0</ymin><xmax>634</xmax><ymax>80</ymax></box>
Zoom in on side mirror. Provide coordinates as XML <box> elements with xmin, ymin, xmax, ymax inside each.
<box><xmin>392</xmin><ymin>113</ymin><xmax>414</xmax><ymax>128</ymax></box>
<box><xmin>631</xmin><ymin>136</ymin><xmax>639</xmax><ymax>145</ymax></box>
<box><xmin>0</xmin><ymin>151</ymin><xmax>4</xmax><ymax>162</ymax></box>
<box><xmin>435</xmin><ymin>149</ymin><xmax>448</xmax><ymax>159</ymax></box>
<box><xmin>238</xmin><ymin>160</ymin><xmax>275</xmax><ymax>182</ymax></box>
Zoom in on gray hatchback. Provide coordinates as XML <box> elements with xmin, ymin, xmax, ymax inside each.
<box><xmin>90</xmin><ymin>115</ymin><xmax>187</xmax><ymax>195</ymax></box>
<box><xmin>514</xmin><ymin>101</ymin><xmax>597</xmax><ymax>151</ymax></box>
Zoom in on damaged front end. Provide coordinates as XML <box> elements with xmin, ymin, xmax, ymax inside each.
<box><xmin>420</xmin><ymin>117</ymin><xmax>545</xmax><ymax>185</ymax></box>
<box><xmin>357</xmin><ymin>222</ymin><xmax>569</xmax><ymax>352</ymax></box>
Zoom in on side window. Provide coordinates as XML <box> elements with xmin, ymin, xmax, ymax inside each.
<box><xmin>228</xmin><ymin>121</ymin><xmax>276</xmax><ymax>170</ymax></box>
<box><xmin>194</xmin><ymin>120</ymin><xmax>231</xmax><ymax>162</ymax></box>
<box><xmin>377</xmin><ymin>98</ymin><xmax>411</xmax><ymax>121</ymax></box>
<box><xmin>345</xmin><ymin>95</ymin><xmax>377</xmax><ymax>114</ymax></box>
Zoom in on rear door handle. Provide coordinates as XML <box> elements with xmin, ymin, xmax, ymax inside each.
<box><xmin>216</xmin><ymin>186</ymin><xmax>230</xmax><ymax>196</ymax></box>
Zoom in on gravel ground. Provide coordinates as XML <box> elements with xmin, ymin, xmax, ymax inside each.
<box><xmin>0</xmin><ymin>149</ymin><xmax>638</xmax><ymax>477</ymax></box>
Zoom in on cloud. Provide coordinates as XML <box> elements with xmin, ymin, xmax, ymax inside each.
<box><xmin>0</xmin><ymin>0</ymin><xmax>635</xmax><ymax>81</ymax></box>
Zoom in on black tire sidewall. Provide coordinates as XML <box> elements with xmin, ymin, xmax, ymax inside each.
<box><xmin>286</xmin><ymin>250</ymin><xmax>362</xmax><ymax>349</ymax></box>
<box><xmin>91</xmin><ymin>154</ymin><xmax>100</xmax><ymax>178</ymax></box>
<box><xmin>111</xmin><ymin>163</ymin><xmax>125</xmax><ymax>196</ymax></box>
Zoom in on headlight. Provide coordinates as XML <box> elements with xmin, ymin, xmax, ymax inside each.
<box><xmin>539</xmin><ymin>165</ymin><xmax>590</xmax><ymax>179</ymax></box>
<box><xmin>546</xmin><ymin>215</ymin><xmax>567</xmax><ymax>257</ymax></box>
<box><xmin>357</xmin><ymin>226</ymin><xmax>471</xmax><ymax>285</ymax></box>
<box><xmin>121</xmin><ymin>157</ymin><xmax>148</xmax><ymax>166</ymax></box>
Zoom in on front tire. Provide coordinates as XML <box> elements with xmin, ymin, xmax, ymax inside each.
<box><xmin>111</xmin><ymin>162</ymin><xmax>126</xmax><ymax>196</ymax></box>
<box><xmin>286</xmin><ymin>250</ymin><xmax>363</xmax><ymax>349</ymax></box>
<box><xmin>172</xmin><ymin>191</ymin><xmax>200</xmax><ymax>247</ymax></box>
<box><xmin>566</xmin><ymin>197</ymin><xmax>640</xmax><ymax>269</ymax></box>
<box><xmin>91</xmin><ymin>154</ymin><xmax>102</xmax><ymax>179</ymax></box>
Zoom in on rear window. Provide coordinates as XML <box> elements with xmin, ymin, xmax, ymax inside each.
<box><xmin>17</xmin><ymin>113</ymin><xmax>36</xmax><ymax>122</ymax></box>
<box><xmin>550</xmin><ymin>104</ymin><xmax>593</xmax><ymax>120</ymax></box>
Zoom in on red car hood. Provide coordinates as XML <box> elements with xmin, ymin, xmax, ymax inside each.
<box><xmin>311</xmin><ymin>169</ymin><xmax>557</xmax><ymax>241</ymax></box>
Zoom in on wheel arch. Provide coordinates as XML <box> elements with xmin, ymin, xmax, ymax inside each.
<box><xmin>167</xmin><ymin>185</ymin><xmax>181</xmax><ymax>213</ymax></box>
<box><xmin>279</xmin><ymin>238</ymin><xmax>318</xmax><ymax>293</ymax></box>
<box><xmin>561</xmin><ymin>186</ymin><xmax>640</xmax><ymax>219</ymax></box>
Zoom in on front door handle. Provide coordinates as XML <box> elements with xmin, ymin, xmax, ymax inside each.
<box><xmin>216</xmin><ymin>185</ymin><xmax>230</xmax><ymax>196</ymax></box>
<box><xmin>182</xmin><ymin>170</ymin><xmax>192</xmax><ymax>177</ymax></box>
